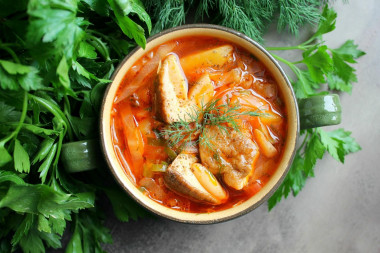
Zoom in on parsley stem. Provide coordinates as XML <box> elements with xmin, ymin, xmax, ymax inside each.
<box><xmin>266</xmin><ymin>44</ymin><xmax>313</xmax><ymax>51</ymax></box>
<box><xmin>86</xmin><ymin>34</ymin><xmax>111</xmax><ymax>61</ymax></box>
<box><xmin>63</xmin><ymin>95</ymin><xmax>71</xmax><ymax>117</ymax></box>
<box><xmin>28</xmin><ymin>94</ymin><xmax>73</xmax><ymax>141</ymax></box>
<box><xmin>53</xmin><ymin>131</ymin><xmax>64</xmax><ymax>168</ymax></box>
<box><xmin>266</xmin><ymin>46</ymin><xmax>303</xmax><ymax>51</ymax></box>
<box><xmin>2</xmin><ymin>122</ymin><xmax>60</xmax><ymax>136</ymax></box>
<box><xmin>271</xmin><ymin>53</ymin><xmax>310</xmax><ymax>96</ymax></box>
<box><xmin>297</xmin><ymin>130</ymin><xmax>310</xmax><ymax>154</ymax></box>
<box><xmin>271</xmin><ymin>53</ymin><xmax>293</xmax><ymax>66</ymax></box>
<box><xmin>0</xmin><ymin>91</ymin><xmax>28</xmax><ymax>144</ymax></box>
<box><xmin>0</xmin><ymin>44</ymin><xmax>20</xmax><ymax>63</ymax></box>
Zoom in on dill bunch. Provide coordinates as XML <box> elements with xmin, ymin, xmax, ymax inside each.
<box><xmin>143</xmin><ymin>0</ymin><xmax>187</xmax><ymax>34</ymax></box>
<box><xmin>142</xmin><ymin>0</ymin><xmax>328</xmax><ymax>42</ymax></box>
<box><xmin>160</xmin><ymin>98</ymin><xmax>263</xmax><ymax>149</ymax></box>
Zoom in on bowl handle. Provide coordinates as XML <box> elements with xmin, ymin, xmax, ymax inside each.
<box><xmin>61</xmin><ymin>139</ymin><xmax>102</xmax><ymax>173</ymax></box>
<box><xmin>298</xmin><ymin>94</ymin><xmax>342</xmax><ymax>130</ymax></box>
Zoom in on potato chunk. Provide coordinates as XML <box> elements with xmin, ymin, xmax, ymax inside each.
<box><xmin>253</xmin><ymin>129</ymin><xmax>277</xmax><ymax>158</ymax></box>
<box><xmin>191</xmin><ymin>163</ymin><xmax>227</xmax><ymax>201</ymax></box>
<box><xmin>155</xmin><ymin>54</ymin><xmax>197</xmax><ymax>123</ymax></box>
<box><xmin>163</xmin><ymin>153</ymin><xmax>225</xmax><ymax>204</ymax></box>
<box><xmin>188</xmin><ymin>74</ymin><xmax>214</xmax><ymax>108</ymax></box>
<box><xmin>180</xmin><ymin>45</ymin><xmax>234</xmax><ymax>74</ymax></box>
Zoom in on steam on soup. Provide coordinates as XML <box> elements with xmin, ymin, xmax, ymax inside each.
<box><xmin>111</xmin><ymin>36</ymin><xmax>287</xmax><ymax>213</ymax></box>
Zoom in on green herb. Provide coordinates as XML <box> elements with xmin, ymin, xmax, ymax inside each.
<box><xmin>160</xmin><ymin>98</ymin><xmax>263</xmax><ymax>149</ymax></box>
<box><xmin>144</xmin><ymin>0</ymin><xmax>325</xmax><ymax>41</ymax></box>
<box><xmin>0</xmin><ymin>0</ymin><xmax>151</xmax><ymax>251</ymax></box>
<box><xmin>267</xmin><ymin>6</ymin><xmax>364</xmax><ymax>210</ymax></box>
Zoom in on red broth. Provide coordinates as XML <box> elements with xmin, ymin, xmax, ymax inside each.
<box><xmin>111</xmin><ymin>36</ymin><xmax>287</xmax><ymax>213</ymax></box>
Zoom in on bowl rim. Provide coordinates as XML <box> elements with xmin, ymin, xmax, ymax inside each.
<box><xmin>100</xmin><ymin>24</ymin><xmax>299</xmax><ymax>224</ymax></box>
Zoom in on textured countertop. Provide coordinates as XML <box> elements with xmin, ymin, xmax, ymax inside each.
<box><xmin>93</xmin><ymin>1</ymin><xmax>380</xmax><ymax>252</ymax></box>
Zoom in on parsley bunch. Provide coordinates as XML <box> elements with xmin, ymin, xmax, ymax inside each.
<box><xmin>267</xmin><ymin>6</ymin><xmax>364</xmax><ymax>209</ymax></box>
<box><xmin>0</xmin><ymin>0</ymin><xmax>150</xmax><ymax>252</ymax></box>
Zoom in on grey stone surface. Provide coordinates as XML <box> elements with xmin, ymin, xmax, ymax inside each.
<box><xmin>104</xmin><ymin>1</ymin><xmax>380</xmax><ymax>252</ymax></box>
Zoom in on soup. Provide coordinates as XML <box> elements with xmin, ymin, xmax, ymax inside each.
<box><xmin>111</xmin><ymin>36</ymin><xmax>287</xmax><ymax>213</ymax></box>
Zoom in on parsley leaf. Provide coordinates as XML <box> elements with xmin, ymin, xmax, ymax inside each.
<box><xmin>0</xmin><ymin>146</ymin><xmax>13</xmax><ymax>167</ymax></box>
<box><xmin>268</xmin><ymin>153</ymin><xmax>305</xmax><ymax>210</ymax></box>
<box><xmin>0</xmin><ymin>170</ymin><xmax>26</xmax><ymax>185</ymax></box>
<box><xmin>27</xmin><ymin>0</ymin><xmax>88</xmax><ymax>60</ymax></box>
<box><xmin>333</xmin><ymin>40</ymin><xmax>366</xmax><ymax>63</ymax></box>
<box><xmin>303</xmin><ymin>45</ymin><xmax>333</xmax><ymax>83</ymax></box>
<box><xmin>318</xmin><ymin>128</ymin><xmax>361</xmax><ymax>163</ymax></box>
<box><xmin>0</xmin><ymin>184</ymin><xmax>94</xmax><ymax>216</ymax></box>
<box><xmin>37</xmin><ymin>143</ymin><xmax>57</xmax><ymax>183</ymax></box>
<box><xmin>0</xmin><ymin>60</ymin><xmax>43</xmax><ymax>91</ymax></box>
<box><xmin>327</xmin><ymin>40</ymin><xmax>365</xmax><ymax>92</ymax></box>
<box><xmin>14</xmin><ymin>139</ymin><xmax>31</xmax><ymax>173</ymax></box>
<box><xmin>81</xmin><ymin>0</ymin><xmax>110</xmax><ymax>17</ymax></box>
<box><xmin>309</xmin><ymin>4</ymin><xmax>337</xmax><ymax>40</ymax></box>
<box><xmin>78</xmin><ymin>41</ymin><xmax>98</xmax><ymax>60</ymax></box>
<box><xmin>116</xmin><ymin>0</ymin><xmax>152</xmax><ymax>33</ymax></box>
<box><xmin>0</xmin><ymin>101</ymin><xmax>21</xmax><ymax>123</ymax></box>
<box><xmin>108</xmin><ymin>0</ymin><xmax>150</xmax><ymax>48</ymax></box>
<box><xmin>105</xmin><ymin>188</ymin><xmax>149</xmax><ymax>222</ymax></box>
<box><xmin>267</xmin><ymin>6</ymin><xmax>364</xmax><ymax>209</ymax></box>
<box><xmin>269</xmin><ymin>126</ymin><xmax>361</xmax><ymax>210</ymax></box>
<box><xmin>66</xmin><ymin>211</ymin><xmax>113</xmax><ymax>253</ymax></box>
<box><xmin>304</xmin><ymin>132</ymin><xmax>325</xmax><ymax>177</ymax></box>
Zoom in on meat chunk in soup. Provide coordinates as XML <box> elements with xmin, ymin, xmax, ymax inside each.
<box><xmin>199</xmin><ymin>125</ymin><xmax>260</xmax><ymax>190</ymax></box>
<box><xmin>164</xmin><ymin>153</ymin><xmax>226</xmax><ymax>204</ymax></box>
<box><xmin>155</xmin><ymin>54</ymin><xmax>214</xmax><ymax>123</ymax></box>
<box><xmin>155</xmin><ymin>54</ymin><xmax>197</xmax><ymax>124</ymax></box>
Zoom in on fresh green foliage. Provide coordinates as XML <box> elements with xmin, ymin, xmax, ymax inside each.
<box><xmin>0</xmin><ymin>60</ymin><xmax>43</xmax><ymax>91</ymax></box>
<box><xmin>65</xmin><ymin>211</ymin><xmax>113</xmax><ymax>253</ymax></box>
<box><xmin>0</xmin><ymin>0</ymin><xmax>151</xmax><ymax>251</ymax></box>
<box><xmin>105</xmin><ymin>188</ymin><xmax>150</xmax><ymax>222</ymax></box>
<box><xmin>267</xmin><ymin>6</ymin><xmax>365</xmax><ymax>97</ymax></box>
<box><xmin>107</xmin><ymin>0</ymin><xmax>152</xmax><ymax>48</ymax></box>
<box><xmin>268</xmin><ymin>128</ymin><xmax>361</xmax><ymax>210</ymax></box>
<box><xmin>143</xmin><ymin>0</ymin><xmax>186</xmax><ymax>34</ymax></box>
<box><xmin>13</xmin><ymin>139</ymin><xmax>31</xmax><ymax>173</ymax></box>
<box><xmin>267</xmin><ymin>6</ymin><xmax>364</xmax><ymax>210</ymax></box>
<box><xmin>143</xmin><ymin>0</ymin><xmax>327</xmax><ymax>42</ymax></box>
<box><xmin>0</xmin><ymin>0</ymin><xmax>364</xmax><ymax>252</ymax></box>
<box><xmin>160</xmin><ymin>98</ymin><xmax>263</xmax><ymax>149</ymax></box>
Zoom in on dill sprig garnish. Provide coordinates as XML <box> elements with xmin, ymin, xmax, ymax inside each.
<box><xmin>160</xmin><ymin>98</ymin><xmax>264</xmax><ymax>149</ymax></box>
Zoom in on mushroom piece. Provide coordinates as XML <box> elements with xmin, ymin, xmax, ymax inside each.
<box><xmin>199</xmin><ymin>125</ymin><xmax>260</xmax><ymax>190</ymax></box>
<box><xmin>163</xmin><ymin>153</ymin><xmax>226</xmax><ymax>204</ymax></box>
